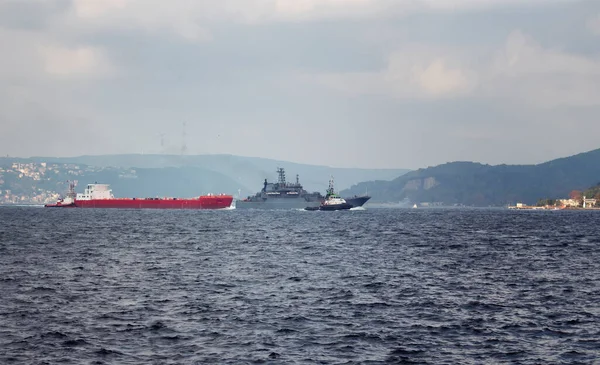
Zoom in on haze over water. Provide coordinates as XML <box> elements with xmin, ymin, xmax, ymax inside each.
<box><xmin>1</xmin><ymin>207</ymin><xmax>599</xmax><ymax>364</ymax></box>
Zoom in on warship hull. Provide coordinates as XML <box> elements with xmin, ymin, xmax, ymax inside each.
<box><xmin>235</xmin><ymin>198</ymin><xmax>321</xmax><ymax>210</ymax></box>
<box><xmin>236</xmin><ymin>196</ymin><xmax>369</xmax><ymax>210</ymax></box>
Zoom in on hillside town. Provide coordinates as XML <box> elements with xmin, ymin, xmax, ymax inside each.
<box><xmin>509</xmin><ymin>194</ymin><xmax>600</xmax><ymax>210</ymax></box>
<box><xmin>0</xmin><ymin>161</ymin><xmax>90</xmax><ymax>205</ymax></box>
<box><xmin>3</xmin><ymin>158</ymin><xmax>600</xmax><ymax>209</ymax></box>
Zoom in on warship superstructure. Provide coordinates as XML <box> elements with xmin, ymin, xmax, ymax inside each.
<box><xmin>236</xmin><ymin>168</ymin><xmax>323</xmax><ymax>209</ymax></box>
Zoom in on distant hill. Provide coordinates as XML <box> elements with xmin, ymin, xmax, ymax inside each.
<box><xmin>341</xmin><ymin>148</ymin><xmax>600</xmax><ymax>206</ymax></box>
<box><xmin>0</xmin><ymin>154</ymin><xmax>409</xmax><ymax>198</ymax></box>
<box><xmin>0</xmin><ymin>161</ymin><xmax>242</xmax><ymax>203</ymax></box>
<box><xmin>76</xmin><ymin>166</ymin><xmax>241</xmax><ymax>198</ymax></box>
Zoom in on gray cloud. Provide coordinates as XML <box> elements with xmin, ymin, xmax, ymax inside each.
<box><xmin>1</xmin><ymin>0</ymin><xmax>599</xmax><ymax>169</ymax></box>
<box><xmin>0</xmin><ymin>0</ymin><xmax>69</xmax><ymax>30</ymax></box>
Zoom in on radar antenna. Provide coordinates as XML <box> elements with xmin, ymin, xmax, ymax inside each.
<box><xmin>326</xmin><ymin>175</ymin><xmax>335</xmax><ymax>198</ymax></box>
<box><xmin>157</xmin><ymin>132</ymin><xmax>166</xmax><ymax>154</ymax></box>
<box><xmin>277</xmin><ymin>167</ymin><xmax>286</xmax><ymax>186</ymax></box>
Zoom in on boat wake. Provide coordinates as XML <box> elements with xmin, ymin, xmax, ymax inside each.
<box><xmin>350</xmin><ymin>206</ymin><xmax>366</xmax><ymax>211</ymax></box>
<box><xmin>6</xmin><ymin>204</ymin><xmax>44</xmax><ymax>208</ymax></box>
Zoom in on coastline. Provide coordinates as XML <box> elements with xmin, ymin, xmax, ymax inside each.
<box><xmin>508</xmin><ymin>205</ymin><xmax>600</xmax><ymax>211</ymax></box>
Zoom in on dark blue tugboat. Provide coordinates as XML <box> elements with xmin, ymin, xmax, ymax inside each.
<box><xmin>305</xmin><ymin>177</ymin><xmax>353</xmax><ymax>211</ymax></box>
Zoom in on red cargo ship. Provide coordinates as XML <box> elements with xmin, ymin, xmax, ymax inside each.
<box><xmin>44</xmin><ymin>181</ymin><xmax>233</xmax><ymax>209</ymax></box>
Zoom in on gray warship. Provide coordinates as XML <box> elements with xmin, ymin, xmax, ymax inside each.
<box><xmin>236</xmin><ymin>168</ymin><xmax>323</xmax><ymax>209</ymax></box>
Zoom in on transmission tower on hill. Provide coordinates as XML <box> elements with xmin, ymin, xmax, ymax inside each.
<box><xmin>181</xmin><ymin>121</ymin><xmax>188</xmax><ymax>155</ymax></box>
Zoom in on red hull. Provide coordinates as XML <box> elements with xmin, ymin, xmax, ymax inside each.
<box><xmin>46</xmin><ymin>195</ymin><xmax>233</xmax><ymax>209</ymax></box>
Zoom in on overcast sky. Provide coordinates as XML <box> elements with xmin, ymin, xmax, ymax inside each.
<box><xmin>1</xmin><ymin>0</ymin><xmax>599</xmax><ymax>169</ymax></box>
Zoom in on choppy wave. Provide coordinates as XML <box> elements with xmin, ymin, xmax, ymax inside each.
<box><xmin>1</xmin><ymin>206</ymin><xmax>599</xmax><ymax>363</ymax></box>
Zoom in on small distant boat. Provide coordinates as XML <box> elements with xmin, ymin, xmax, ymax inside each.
<box><xmin>413</xmin><ymin>204</ymin><xmax>418</xmax><ymax>208</ymax></box>
<box><xmin>305</xmin><ymin>176</ymin><xmax>353</xmax><ymax>211</ymax></box>
<box><xmin>44</xmin><ymin>198</ymin><xmax>76</xmax><ymax>208</ymax></box>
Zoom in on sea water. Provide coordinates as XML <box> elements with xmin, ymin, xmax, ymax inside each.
<box><xmin>1</xmin><ymin>207</ymin><xmax>599</xmax><ymax>364</ymax></box>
